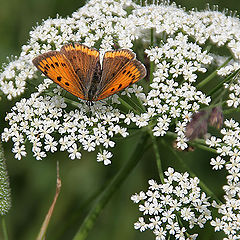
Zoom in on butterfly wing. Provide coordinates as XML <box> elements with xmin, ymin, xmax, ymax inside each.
<box><xmin>32</xmin><ymin>51</ymin><xmax>86</xmax><ymax>99</ymax></box>
<box><xmin>94</xmin><ymin>49</ymin><xmax>146</xmax><ymax>101</ymax></box>
<box><xmin>60</xmin><ymin>43</ymin><xmax>101</xmax><ymax>99</ymax></box>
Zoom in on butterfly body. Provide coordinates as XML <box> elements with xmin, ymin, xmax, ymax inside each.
<box><xmin>33</xmin><ymin>43</ymin><xmax>146</xmax><ymax>102</ymax></box>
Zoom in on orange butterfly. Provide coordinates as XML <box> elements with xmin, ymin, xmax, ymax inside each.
<box><xmin>32</xmin><ymin>43</ymin><xmax>146</xmax><ymax>103</ymax></box>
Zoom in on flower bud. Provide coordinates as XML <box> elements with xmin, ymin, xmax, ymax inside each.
<box><xmin>208</xmin><ymin>107</ymin><xmax>223</xmax><ymax>129</ymax></box>
<box><xmin>185</xmin><ymin>110</ymin><xmax>208</xmax><ymax>140</ymax></box>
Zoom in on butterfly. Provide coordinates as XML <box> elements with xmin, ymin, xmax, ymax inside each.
<box><xmin>32</xmin><ymin>43</ymin><xmax>146</xmax><ymax>103</ymax></box>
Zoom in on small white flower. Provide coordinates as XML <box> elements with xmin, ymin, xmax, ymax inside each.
<box><xmin>210</xmin><ymin>156</ymin><xmax>226</xmax><ymax>170</ymax></box>
<box><xmin>206</xmin><ymin>136</ymin><xmax>222</xmax><ymax>147</ymax></box>
<box><xmin>12</xmin><ymin>144</ymin><xmax>26</xmax><ymax>160</ymax></box>
<box><xmin>68</xmin><ymin>143</ymin><xmax>81</xmax><ymax>160</ymax></box>
<box><xmin>97</xmin><ymin>150</ymin><xmax>112</xmax><ymax>165</ymax></box>
<box><xmin>153</xmin><ymin>227</ymin><xmax>167</xmax><ymax>240</ymax></box>
<box><xmin>131</xmin><ymin>191</ymin><xmax>147</xmax><ymax>203</ymax></box>
<box><xmin>181</xmin><ymin>207</ymin><xmax>194</xmax><ymax>221</ymax></box>
<box><xmin>134</xmin><ymin>217</ymin><xmax>148</xmax><ymax>232</ymax></box>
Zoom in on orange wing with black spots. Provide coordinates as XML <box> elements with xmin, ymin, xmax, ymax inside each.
<box><xmin>32</xmin><ymin>44</ymin><xmax>146</xmax><ymax>102</ymax></box>
<box><xmin>32</xmin><ymin>51</ymin><xmax>86</xmax><ymax>99</ymax></box>
<box><xmin>60</xmin><ymin>43</ymin><xmax>101</xmax><ymax>97</ymax></box>
<box><xmin>94</xmin><ymin>49</ymin><xmax>146</xmax><ymax>101</ymax></box>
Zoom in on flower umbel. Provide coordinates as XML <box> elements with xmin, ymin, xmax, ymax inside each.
<box><xmin>131</xmin><ymin>168</ymin><xmax>212</xmax><ymax>240</ymax></box>
<box><xmin>1</xmin><ymin>0</ymin><xmax>240</xmax><ymax>238</ymax></box>
<box><xmin>1</xmin><ymin>0</ymin><xmax>240</xmax><ymax>162</ymax></box>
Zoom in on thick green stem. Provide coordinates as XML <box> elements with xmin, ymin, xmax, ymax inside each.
<box><xmin>72</xmin><ymin>134</ymin><xmax>149</xmax><ymax>240</ymax></box>
<box><xmin>148</xmin><ymin>129</ymin><xmax>165</xmax><ymax>183</ymax></box>
<box><xmin>1</xmin><ymin>217</ymin><xmax>8</xmax><ymax>240</ymax></box>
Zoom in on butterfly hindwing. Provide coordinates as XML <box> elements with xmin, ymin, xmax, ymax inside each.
<box><xmin>95</xmin><ymin>50</ymin><xmax>146</xmax><ymax>100</ymax></box>
<box><xmin>100</xmin><ymin>49</ymin><xmax>135</xmax><ymax>85</ymax></box>
<box><xmin>32</xmin><ymin>51</ymin><xmax>85</xmax><ymax>99</ymax></box>
<box><xmin>60</xmin><ymin>43</ymin><xmax>101</xmax><ymax>98</ymax></box>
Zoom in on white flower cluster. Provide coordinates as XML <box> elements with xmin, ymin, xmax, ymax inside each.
<box><xmin>1</xmin><ymin>0</ymin><xmax>240</xmax><ymax>163</ymax></box>
<box><xmin>143</xmin><ymin>33</ymin><xmax>211</xmax><ymax>149</ymax></box>
<box><xmin>0</xmin><ymin>0</ymin><xmax>137</xmax><ymax>100</ymax></box>
<box><xmin>131</xmin><ymin>168</ymin><xmax>212</xmax><ymax>240</ymax></box>
<box><xmin>206</xmin><ymin>119</ymin><xmax>240</xmax><ymax>239</ymax></box>
<box><xmin>2</xmin><ymin>79</ymin><xmax>128</xmax><ymax>163</ymax></box>
<box><xmin>217</xmin><ymin>62</ymin><xmax>240</xmax><ymax>109</ymax></box>
<box><xmin>226</xmin><ymin>77</ymin><xmax>240</xmax><ymax>108</ymax></box>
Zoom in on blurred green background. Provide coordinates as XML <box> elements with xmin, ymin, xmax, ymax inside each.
<box><xmin>0</xmin><ymin>0</ymin><xmax>239</xmax><ymax>239</ymax></box>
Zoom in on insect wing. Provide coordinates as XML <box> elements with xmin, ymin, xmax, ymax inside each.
<box><xmin>95</xmin><ymin>49</ymin><xmax>146</xmax><ymax>100</ymax></box>
<box><xmin>32</xmin><ymin>51</ymin><xmax>85</xmax><ymax>99</ymax></box>
<box><xmin>60</xmin><ymin>43</ymin><xmax>101</xmax><ymax>98</ymax></box>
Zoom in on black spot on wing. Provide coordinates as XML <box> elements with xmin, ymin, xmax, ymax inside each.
<box><xmin>65</xmin><ymin>82</ymin><xmax>70</xmax><ymax>86</ymax></box>
<box><xmin>75</xmin><ymin>68</ymin><xmax>80</xmax><ymax>74</ymax></box>
<box><xmin>57</xmin><ymin>76</ymin><xmax>62</xmax><ymax>81</ymax></box>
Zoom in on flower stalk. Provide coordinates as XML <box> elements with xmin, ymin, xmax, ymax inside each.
<box><xmin>73</xmin><ymin>133</ymin><xmax>149</xmax><ymax>240</ymax></box>
<box><xmin>196</xmin><ymin>57</ymin><xmax>232</xmax><ymax>89</ymax></box>
<box><xmin>149</xmin><ymin>128</ymin><xmax>164</xmax><ymax>183</ymax></box>
<box><xmin>0</xmin><ymin>141</ymin><xmax>11</xmax><ymax>217</ymax></box>
<box><xmin>1</xmin><ymin>217</ymin><xmax>8</xmax><ymax>240</ymax></box>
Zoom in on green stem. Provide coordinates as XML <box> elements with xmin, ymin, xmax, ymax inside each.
<box><xmin>209</xmin><ymin>68</ymin><xmax>240</xmax><ymax>96</ymax></box>
<box><xmin>196</xmin><ymin>57</ymin><xmax>232</xmax><ymax>89</ymax></box>
<box><xmin>190</xmin><ymin>141</ymin><xmax>217</xmax><ymax>154</ymax></box>
<box><xmin>224</xmin><ymin>107</ymin><xmax>240</xmax><ymax>115</ymax></box>
<box><xmin>118</xmin><ymin>96</ymin><xmax>139</xmax><ymax>115</ymax></box>
<box><xmin>150</xmin><ymin>28</ymin><xmax>154</xmax><ymax>46</ymax></box>
<box><xmin>125</xmin><ymin>95</ymin><xmax>144</xmax><ymax>114</ymax></box>
<box><xmin>1</xmin><ymin>217</ymin><xmax>8</xmax><ymax>240</ymax></box>
<box><xmin>148</xmin><ymin>129</ymin><xmax>164</xmax><ymax>183</ymax></box>
<box><xmin>72</xmin><ymin>134</ymin><xmax>149</xmax><ymax>240</ymax></box>
<box><xmin>211</xmin><ymin>69</ymin><xmax>240</xmax><ymax>107</ymax></box>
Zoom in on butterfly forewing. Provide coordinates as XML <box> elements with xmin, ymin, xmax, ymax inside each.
<box><xmin>32</xmin><ymin>51</ymin><xmax>85</xmax><ymax>99</ymax></box>
<box><xmin>60</xmin><ymin>43</ymin><xmax>101</xmax><ymax>98</ymax></box>
<box><xmin>94</xmin><ymin>50</ymin><xmax>146</xmax><ymax>100</ymax></box>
